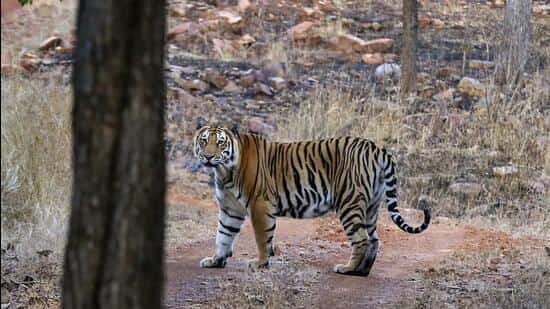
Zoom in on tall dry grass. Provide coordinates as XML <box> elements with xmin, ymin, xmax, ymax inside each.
<box><xmin>1</xmin><ymin>73</ymin><xmax>72</xmax><ymax>258</ymax></box>
<box><xmin>274</xmin><ymin>68</ymin><xmax>549</xmax><ymax>239</ymax></box>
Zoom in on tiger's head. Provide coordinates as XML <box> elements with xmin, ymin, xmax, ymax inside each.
<box><xmin>193</xmin><ymin>122</ymin><xmax>239</xmax><ymax>168</ymax></box>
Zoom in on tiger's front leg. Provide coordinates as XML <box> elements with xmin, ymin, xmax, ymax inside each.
<box><xmin>248</xmin><ymin>199</ymin><xmax>276</xmax><ymax>270</ymax></box>
<box><xmin>200</xmin><ymin>199</ymin><xmax>246</xmax><ymax>268</ymax></box>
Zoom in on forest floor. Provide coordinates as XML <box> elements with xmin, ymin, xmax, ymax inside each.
<box><xmin>1</xmin><ymin>0</ymin><xmax>549</xmax><ymax>308</ymax></box>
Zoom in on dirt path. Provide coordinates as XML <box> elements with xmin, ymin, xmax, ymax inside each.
<box><xmin>164</xmin><ymin>198</ymin><xmax>474</xmax><ymax>308</ymax></box>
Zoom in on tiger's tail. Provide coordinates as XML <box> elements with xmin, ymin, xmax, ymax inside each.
<box><xmin>383</xmin><ymin>157</ymin><xmax>430</xmax><ymax>234</ymax></box>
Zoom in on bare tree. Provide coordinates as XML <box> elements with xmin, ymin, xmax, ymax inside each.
<box><xmin>496</xmin><ymin>0</ymin><xmax>532</xmax><ymax>88</ymax></box>
<box><xmin>62</xmin><ymin>0</ymin><xmax>166</xmax><ymax>308</ymax></box>
<box><xmin>400</xmin><ymin>0</ymin><xmax>418</xmax><ymax>101</ymax></box>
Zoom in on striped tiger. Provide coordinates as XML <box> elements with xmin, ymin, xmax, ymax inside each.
<box><xmin>193</xmin><ymin>124</ymin><xmax>430</xmax><ymax>276</ymax></box>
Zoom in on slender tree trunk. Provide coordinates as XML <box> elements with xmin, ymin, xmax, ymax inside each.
<box><xmin>401</xmin><ymin>0</ymin><xmax>418</xmax><ymax>101</ymax></box>
<box><xmin>62</xmin><ymin>0</ymin><xmax>166</xmax><ymax>308</ymax></box>
<box><xmin>496</xmin><ymin>0</ymin><xmax>531</xmax><ymax>88</ymax></box>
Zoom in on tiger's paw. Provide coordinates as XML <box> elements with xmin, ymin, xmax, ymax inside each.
<box><xmin>332</xmin><ymin>264</ymin><xmax>369</xmax><ymax>277</ymax></box>
<box><xmin>199</xmin><ymin>256</ymin><xmax>226</xmax><ymax>268</ymax></box>
<box><xmin>247</xmin><ymin>259</ymin><xmax>270</xmax><ymax>271</ymax></box>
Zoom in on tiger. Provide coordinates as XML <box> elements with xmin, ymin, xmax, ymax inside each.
<box><xmin>193</xmin><ymin>123</ymin><xmax>430</xmax><ymax>276</ymax></box>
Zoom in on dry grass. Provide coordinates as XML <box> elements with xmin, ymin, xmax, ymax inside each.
<box><xmin>1</xmin><ymin>72</ymin><xmax>72</xmax><ymax>259</ymax></box>
<box><xmin>1</xmin><ymin>0</ymin><xmax>76</xmax><ymax>65</ymax></box>
<box><xmin>274</xmin><ymin>68</ymin><xmax>549</xmax><ymax>239</ymax></box>
<box><xmin>402</xmin><ymin>245</ymin><xmax>550</xmax><ymax>309</ymax></box>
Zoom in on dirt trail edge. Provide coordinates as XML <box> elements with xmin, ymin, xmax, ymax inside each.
<box><xmin>165</xmin><ymin>203</ymin><xmax>471</xmax><ymax>308</ymax></box>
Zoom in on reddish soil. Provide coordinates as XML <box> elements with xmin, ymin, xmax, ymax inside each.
<box><xmin>164</xmin><ymin>196</ymin><xmax>487</xmax><ymax>308</ymax></box>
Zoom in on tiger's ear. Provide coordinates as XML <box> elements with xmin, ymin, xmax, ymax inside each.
<box><xmin>229</xmin><ymin>123</ymin><xmax>239</xmax><ymax>135</ymax></box>
<box><xmin>196</xmin><ymin>116</ymin><xmax>207</xmax><ymax>130</ymax></box>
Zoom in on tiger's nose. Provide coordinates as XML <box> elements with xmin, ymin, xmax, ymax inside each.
<box><xmin>204</xmin><ymin>154</ymin><xmax>214</xmax><ymax>160</ymax></box>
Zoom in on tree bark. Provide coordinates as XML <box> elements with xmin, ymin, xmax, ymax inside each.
<box><xmin>496</xmin><ymin>0</ymin><xmax>531</xmax><ymax>88</ymax></box>
<box><xmin>400</xmin><ymin>0</ymin><xmax>418</xmax><ymax>101</ymax></box>
<box><xmin>62</xmin><ymin>0</ymin><xmax>166</xmax><ymax>308</ymax></box>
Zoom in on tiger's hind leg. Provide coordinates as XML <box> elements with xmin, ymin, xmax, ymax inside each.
<box><xmin>333</xmin><ymin>202</ymin><xmax>370</xmax><ymax>276</ymax></box>
<box><xmin>360</xmin><ymin>207</ymin><xmax>380</xmax><ymax>276</ymax></box>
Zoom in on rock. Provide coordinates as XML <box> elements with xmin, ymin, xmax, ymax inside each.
<box><xmin>19</xmin><ymin>52</ymin><xmax>40</xmax><ymax>72</ymax></box>
<box><xmin>237</xmin><ymin>0</ymin><xmax>254</xmax><ymax>13</ymax></box>
<box><xmin>55</xmin><ymin>46</ymin><xmax>74</xmax><ymax>55</ymax></box>
<box><xmin>468</xmin><ymin>60</ymin><xmax>495</xmax><ymax>70</ymax></box>
<box><xmin>287</xmin><ymin>21</ymin><xmax>321</xmax><ymax>46</ymax></box>
<box><xmin>361</xmin><ymin>22</ymin><xmax>382</xmax><ymax>31</ymax></box>
<box><xmin>237</xmin><ymin>34</ymin><xmax>255</xmax><ymax>46</ymax></box>
<box><xmin>433</xmin><ymin>88</ymin><xmax>456</xmax><ymax>101</ymax></box>
<box><xmin>527</xmin><ymin>180</ymin><xmax>546</xmax><ymax>193</ymax></box>
<box><xmin>38</xmin><ymin>36</ymin><xmax>63</xmax><ymax>51</ymax></box>
<box><xmin>374</xmin><ymin>63</ymin><xmax>401</xmax><ymax>81</ymax></box>
<box><xmin>248</xmin><ymin>116</ymin><xmax>274</xmax><ymax>134</ymax></box>
<box><xmin>268</xmin><ymin>77</ymin><xmax>286</xmax><ymax>91</ymax></box>
<box><xmin>436</xmin><ymin>66</ymin><xmax>461</xmax><ymax>79</ymax></box>
<box><xmin>167</xmin><ymin>22</ymin><xmax>199</xmax><ymax>41</ymax></box>
<box><xmin>218</xmin><ymin>10</ymin><xmax>245</xmax><ymax>33</ymax></box>
<box><xmin>239</xmin><ymin>72</ymin><xmax>256</xmax><ymax>88</ymax></box>
<box><xmin>383</xmin><ymin>53</ymin><xmax>398</xmax><ymax>63</ymax></box>
<box><xmin>365</xmin><ymin>38</ymin><xmax>394</xmax><ymax>53</ymax></box>
<box><xmin>330</xmin><ymin>34</ymin><xmax>367</xmax><ymax>54</ymax></box>
<box><xmin>419</xmin><ymin>17</ymin><xmax>431</xmax><ymax>28</ymax></box>
<box><xmin>262</xmin><ymin>62</ymin><xmax>286</xmax><ymax>78</ymax></box>
<box><xmin>431</xmin><ymin>18</ymin><xmax>444</xmax><ymax>28</ymax></box>
<box><xmin>458</xmin><ymin>77</ymin><xmax>485</xmax><ymax>97</ymax></box>
<box><xmin>300</xmin><ymin>7</ymin><xmax>322</xmax><ymax>19</ymax></box>
<box><xmin>175</xmin><ymin>78</ymin><xmax>209</xmax><ymax>92</ymax></box>
<box><xmin>449</xmin><ymin>182</ymin><xmax>482</xmax><ymax>197</ymax></box>
<box><xmin>253</xmin><ymin>82</ymin><xmax>274</xmax><ymax>96</ymax></box>
<box><xmin>223</xmin><ymin>80</ymin><xmax>241</xmax><ymax>93</ymax></box>
<box><xmin>492</xmin><ymin>165</ymin><xmax>518</xmax><ymax>177</ymax></box>
<box><xmin>361</xmin><ymin>53</ymin><xmax>384</xmax><ymax>65</ymax></box>
<box><xmin>170</xmin><ymin>88</ymin><xmax>199</xmax><ymax>104</ymax></box>
<box><xmin>204</xmin><ymin>68</ymin><xmax>228</xmax><ymax>89</ymax></box>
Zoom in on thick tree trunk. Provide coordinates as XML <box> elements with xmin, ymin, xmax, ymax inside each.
<box><xmin>62</xmin><ymin>0</ymin><xmax>166</xmax><ymax>308</ymax></box>
<box><xmin>496</xmin><ymin>0</ymin><xmax>531</xmax><ymax>88</ymax></box>
<box><xmin>400</xmin><ymin>0</ymin><xmax>418</xmax><ymax>101</ymax></box>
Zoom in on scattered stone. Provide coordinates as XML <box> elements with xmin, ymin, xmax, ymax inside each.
<box><xmin>19</xmin><ymin>52</ymin><xmax>40</xmax><ymax>72</ymax></box>
<box><xmin>253</xmin><ymin>82</ymin><xmax>274</xmax><ymax>96</ymax></box>
<box><xmin>492</xmin><ymin>165</ymin><xmax>518</xmax><ymax>177</ymax></box>
<box><xmin>204</xmin><ymin>68</ymin><xmax>228</xmax><ymax>89</ymax></box>
<box><xmin>330</xmin><ymin>34</ymin><xmax>367</xmax><ymax>54</ymax></box>
<box><xmin>218</xmin><ymin>10</ymin><xmax>243</xmax><ymax>24</ymax></box>
<box><xmin>176</xmin><ymin>78</ymin><xmax>209</xmax><ymax>92</ymax></box>
<box><xmin>38</xmin><ymin>36</ymin><xmax>63</xmax><ymax>51</ymax></box>
<box><xmin>248</xmin><ymin>116</ymin><xmax>275</xmax><ymax>134</ymax></box>
<box><xmin>287</xmin><ymin>21</ymin><xmax>321</xmax><ymax>46</ymax></box>
<box><xmin>239</xmin><ymin>73</ymin><xmax>256</xmax><ymax>88</ymax></box>
<box><xmin>527</xmin><ymin>180</ymin><xmax>546</xmax><ymax>193</ymax></box>
<box><xmin>167</xmin><ymin>22</ymin><xmax>199</xmax><ymax>41</ymax></box>
<box><xmin>419</xmin><ymin>17</ymin><xmax>431</xmax><ymax>28</ymax></box>
<box><xmin>436</xmin><ymin>66</ymin><xmax>461</xmax><ymax>79</ymax></box>
<box><xmin>374</xmin><ymin>63</ymin><xmax>401</xmax><ymax>81</ymax></box>
<box><xmin>238</xmin><ymin>34</ymin><xmax>255</xmax><ymax>46</ymax></box>
<box><xmin>223</xmin><ymin>80</ymin><xmax>241</xmax><ymax>93</ymax></box>
<box><xmin>237</xmin><ymin>0</ymin><xmax>254</xmax><ymax>13</ymax></box>
<box><xmin>468</xmin><ymin>60</ymin><xmax>495</xmax><ymax>70</ymax></box>
<box><xmin>383</xmin><ymin>53</ymin><xmax>398</xmax><ymax>63</ymax></box>
<box><xmin>365</xmin><ymin>38</ymin><xmax>394</xmax><ymax>53</ymax></box>
<box><xmin>268</xmin><ymin>77</ymin><xmax>286</xmax><ymax>91</ymax></box>
<box><xmin>361</xmin><ymin>53</ymin><xmax>383</xmax><ymax>65</ymax></box>
<box><xmin>458</xmin><ymin>77</ymin><xmax>485</xmax><ymax>97</ymax></box>
<box><xmin>431</xmin><ymin>18</ymin><xmax>445</xmax><ymax>28</ymax></box>
<box><xmin>433</xmin><ymin>88</ymin><xmax>456</xmax><ymax>101</ymax></box>
<box><xmin>262</xmin><ymin>62</ymin><xmax>286</xmax><ymax>78</ymax></box>
<box><xmin>300</xmin><ymin>7</ymin><xmax>322</xmax><ymax>19</ymax></box>
<box><xmin>55</xmin><ymin>46</ymin><xmax>74</xmax><ymax>55</ymax></box>
<box><xmin>449</xmin><ymin>182</ymin><xmax>482</xmax><ymax>197</ymax></box>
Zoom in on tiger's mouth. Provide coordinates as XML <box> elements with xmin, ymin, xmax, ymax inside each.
<box><xmin>203</xmin><ymin>161</ymin><xmax>217</xmax><ymax>167</ymax></box>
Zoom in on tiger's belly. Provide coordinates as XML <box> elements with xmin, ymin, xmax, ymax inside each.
<box><xmin>275</xmin><ymin>198</ymin><xmax>334</xmax><ymax>219</ymax></box>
